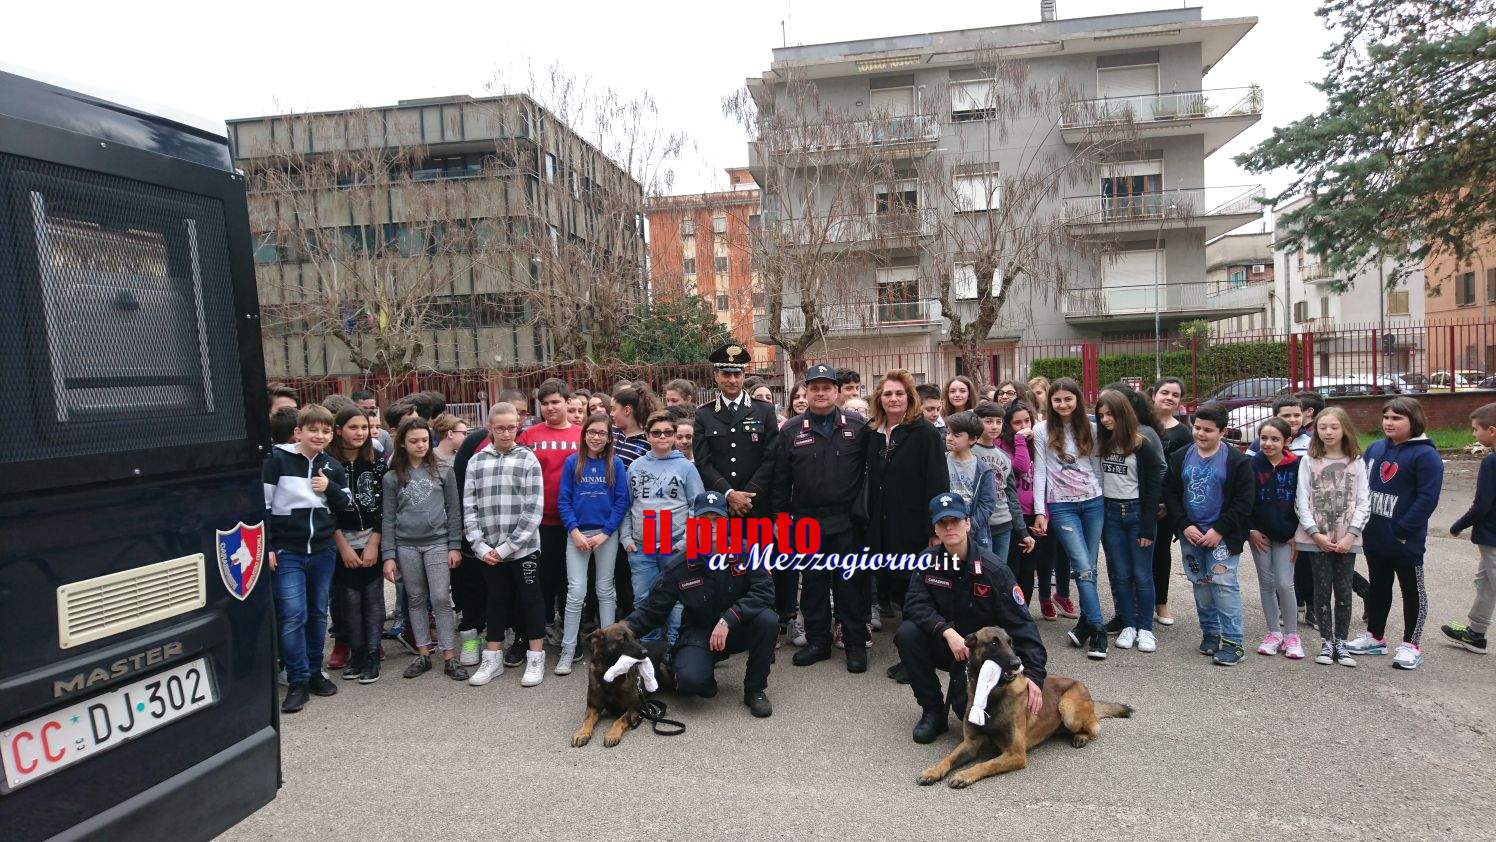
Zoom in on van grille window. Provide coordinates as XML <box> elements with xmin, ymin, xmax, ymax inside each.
<box><xmin>0</xmin><ymin>153</ymin><xmax>247</xmax><ymax>464</ymax></box>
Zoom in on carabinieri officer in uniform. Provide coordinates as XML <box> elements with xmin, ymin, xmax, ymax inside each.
<box><xmin>622</xmin><ymin>491</ymin><xmax>777</xmax><ymax>717</ymax></box>
<box><xmin>693</xmin><ymin>343</ymin><xmax>779</xmax><ymax>518</ymax></box>
<box><xmin>896</xmin><ymin>492</ymin><xmax>1048</xmax><ymax>744</ymax></box>
<box><xmin>772</xmin><ymin>363</ymin><xmax>871</xmax><ymax>673</ymax></box>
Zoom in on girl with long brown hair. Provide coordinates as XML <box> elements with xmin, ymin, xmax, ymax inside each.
<box><xmin>1031</xmin><ymin>378</ymin><xmax>1108</xmax><ymax>660</ymax></box>
<box><xmin>554</xmin><ymin>413</ymin><xmax>630</xmax><ymax>675</ymax></box>
<box><xmin>1095</xmin><ymin>389</ymin><xmax>1164</xmax><ymax>654</ymax></box>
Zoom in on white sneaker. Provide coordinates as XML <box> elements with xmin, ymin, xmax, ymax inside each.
<box><xmin>1344</xmin><ymin>632</ymin><xmax>1388</xmax><ymax>656</ymax></box>
<box><xmin>789</xmin><ymin>616</ymin><xmax>808</xmax><ymax>647</ymax></box>
<box><xmin>1315</xmin><ymin>641</ymin><xmax>1334</xmax><ymax>665</ymax></box>
<box><xmin>1136</xmin><ymin>630</ymin><xmax>1157</xmax><ymax>652</ymax></box>
<box><xmin>1116</xmin><ymin>627</ymin><xmax>1137</xmax><ymax>650</ymax></box>
<box><xmin>468</xmin><ymin>650</ymin><xmax>503</xmax><ymax>686</ymax></box>
<box><xmin>458</xmin><ymin>629</ymin><xmax>481</xmax><ymax>667</ymax></box>
<box><xmin>555</xmin><ymin>648</ymin><xmax>575</xmax><ymax>676</ymax></box>
<box><xmin>1392</xmin><ymin>642</ymin><xmax>1423</xmax><ymax>670</ymax></box>
<box><xmin>521</xmin><ymin>650</ymin><xmax>546</xmax><ymax>687</ymax></box>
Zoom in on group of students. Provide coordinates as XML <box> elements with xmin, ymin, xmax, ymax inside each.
<box><xmin>258</xmin><ymin>363</ymin><xmax>1493</xmax><ymax>716</ymax></box>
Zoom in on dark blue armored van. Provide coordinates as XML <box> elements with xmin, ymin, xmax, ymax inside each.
<box><xmin>0</xmin><ymin>71</ymin><xmax>277</xmax><ymax>839</ymax></box>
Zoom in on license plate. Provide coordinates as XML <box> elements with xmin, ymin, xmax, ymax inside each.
<box><xmin>1</xmin><ymin>658</ymin><xmax>215</xmax><ymax>793</ymax></box>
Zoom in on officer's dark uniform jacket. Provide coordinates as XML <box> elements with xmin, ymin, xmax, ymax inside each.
<box><xmin>624</xmin><ymin>555</ymin><xmax>776</xmax><ymax>650</ymax></box>
<box><xmin>903</xmin><ymin>539</ymin><xmax>1048</xmax><ymax>685</ymax></box>
<box><xmin>693</xmin><ymin>393</ymin><xmax>779</xmax><ymax>507</ymax></box>
<box><xmin>770</xmin><ymin>408</ymin><xmax>868</xmax><ymax>534</ymax></box>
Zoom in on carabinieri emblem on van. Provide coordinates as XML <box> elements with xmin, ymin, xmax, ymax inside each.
<box><xmin>215</xmin><ymin>522</ymin><xmax>265</xmax><ymax>601</ymax></box>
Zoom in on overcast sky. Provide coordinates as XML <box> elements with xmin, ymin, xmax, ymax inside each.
<box><xmin>5</xmin><ymin>0</ymin><xmax>1330</xmax><ymax>216</ymax></box>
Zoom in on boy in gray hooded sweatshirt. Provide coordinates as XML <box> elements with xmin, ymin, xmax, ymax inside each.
<box><xmin>622</xmin><ymin>411</ymin><xmax>705</xmax><ymax>645</ymax></box>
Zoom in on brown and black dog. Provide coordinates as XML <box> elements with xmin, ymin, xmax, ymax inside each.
<box><xmin>918</xmin><ymin>626</ymin><xmax>1133</xmax><ymax>788</ymax></box>
<box><xmin>571</xmin><ymin>622</ymin><xmax>676</xmax><ymax>748</ymax></box>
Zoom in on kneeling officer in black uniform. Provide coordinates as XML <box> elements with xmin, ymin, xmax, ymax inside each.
<box><xmin>623</xmin><ymin>491</ymin><xmax>777</xmax><ymax>717</ymax></box>
<box><xmin>895</xmin><ymin>493</ymin><xmax>1048</xmax><ymax>743</ymax></box>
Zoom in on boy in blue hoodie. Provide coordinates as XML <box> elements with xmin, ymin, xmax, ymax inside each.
<box><xmin>621</xmin><ymin>411</ymin><xmax>705</xmax><ymax>645</ymax></box>
<box><xmin>1445</xmin><ymin>403</ymin><xmax>1496</xmax><ymax>655</ymax></box>
<box><xmin>1350</xmin><ymin>397</ymin><xmax>1444</xmax><ymax>669</ymax></box>
<box><xmin>264</xmin><ymin>404</ymin><xmax>353</xmax><ymax>713</ymax></box>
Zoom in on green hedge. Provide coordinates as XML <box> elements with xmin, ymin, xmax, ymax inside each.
<box><xmin>1026</xmin><ymin>341</ymin><xmax>1289</xmax><ymax>401</ymax></box>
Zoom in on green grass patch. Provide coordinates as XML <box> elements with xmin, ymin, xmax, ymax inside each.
<box><xmin>1358</xmin><ymin>427</ymin><xmax>1473</xmax><ymax>451</ymax></box>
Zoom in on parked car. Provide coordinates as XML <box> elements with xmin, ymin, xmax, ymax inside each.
<box><xmin>1196</xmin><ymin>377</ymin><xmax>1292</xmax><ymax>413</ymax></box>
<box><xmin>1222</xmin><ymin>377</ymin><xmax>1376</xmax><ymax>448</ymax></box>
<box><xmin>1430</xmin><ymin>370</ymin><xmax>1487</xmax><ymax>389</ymax></box>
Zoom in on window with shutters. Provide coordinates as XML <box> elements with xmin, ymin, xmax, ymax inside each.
<box><xmin>875</xmin><ymin>266</ymin><xmax>921</xmax><ymax>322</ymax></box>
<box><xmin>1293</xmin><ymin>300</ymin><xmax>1308</xmax><ymax>323</ymax></box>
<box><xmin>954</xmin><ymin>263</ymin><xmax>1002</xmax><ymax>301</ymax></box>
<box><xmin>954</xmin><ymin>173</ymin><xmax>1000</xmax><ymax>213</ymax></box>
<box><xmin>1457</xmin><ymin>271</ymin><xmax>1475</xmax><ymax>306</ymax></box>
<box><xmin>869</xmin><ymin>86</ymin><xmax>915</xmax><ymax>118</ymax></box>
<box><xmin>874</xmin><ymin>179</ymin><xmax>919</xmax><ymax>215</ymax></box>
<box><xmin>680</xmin><ymin>217</ymin><xmax>695</xmax><ymax>236</ymax></box>
<box><xmin>715</xmin><ymin>255</ymin><xmax>728</xmax><ymax>273</ymax></box>
<box><xmin>683</xmin><ymin>257</ymin><xmax>696</xmax><ymax>275</ymax></box>
<box><xmin>1487</xmin><ymin>268</ymin><xmax>1496</xmax><ymax>302</ymax></box>
<box><xmin>1097</xmin><ymin>64</ymin><xmax>1159</xmax><ymax>99</ymax></box>
<box><xmin>1387</xmin><ymin>290</ymin><xmax>1409</xmax><ymax>316</ymax></box>
<box><xmin>716</xmin><ymin>294</ymin><xmax>729</xmax><ymax>311</ymax></box>
<box><xmin>712</xmin><ymin>215</ymin><xmax>727</xmax><ymax>235</ymax></box>
<box><xmin>950</xmin><ymin>80</ymin><xmax>995</xmax><ymax>121</ymax></box>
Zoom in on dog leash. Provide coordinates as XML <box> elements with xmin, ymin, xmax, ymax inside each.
<box><xmin>637</xmin><ymin>694</ymin><xmax>685</xmax><ymax>736</ymax></box>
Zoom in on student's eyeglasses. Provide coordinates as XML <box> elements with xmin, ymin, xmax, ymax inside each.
<box><xmin>453</xmin><ymin>428</ymin><xmax>470</xmax><ymax>436</ymax></box>
<box><xmin>648</xmin><ymin>429</ymin><xmax>674</xmax><ymax>438</ymax></box>
<box><xmin>998</xmin><ymin>388</ymin><xmax>1018</xmax><ymax>397</ymax></box>
<box><xmin>491</xmin><ymin>424</ymin><xmax>520</xmax><ymax>433</ymax></box>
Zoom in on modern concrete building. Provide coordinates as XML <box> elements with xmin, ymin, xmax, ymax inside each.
<box><xmin>228</xmin><ymin>94</ymin><xmax>644</xmax><ymax>378</ymax></box>
<box><xmin>1272</xmin><ymin>195</ymin><xmax>1425</xmax><ymax>377</ymax></box>
<box><xmin>746</xmin><ymin>5</ymin><xmax>1264</xmax><ymax>383</ymax></box>
<box><xmin>1208</xmin><ymin>230</ymin><xmax>1275</xmax><ymax>335</ymax></box>
<box><xmin>644</xmin><ymin>168</ymin><xmax>775</xmax><ymax>366</ymax></box>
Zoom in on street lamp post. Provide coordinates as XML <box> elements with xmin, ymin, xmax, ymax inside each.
<box><xmin>1152</xmin><ymin>202</ymin><xmax>1177</xmax><ymax>382</ymax></box>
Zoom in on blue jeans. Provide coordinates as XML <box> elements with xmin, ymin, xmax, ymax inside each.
<box><xmin>1181</xmin><ymin>542</ymin><xmax>1244</xmax><ymax>645</ymax></box>
<box><xmin>273</xmin><ymin>547</ymin><xmax>336</xmax><ymax>685</ymax></box>
<box><xmin>1101</xmin><ymin>499</ymin><xmax>1155</xmax><ymax>632</ymax></box>
<box><xmin>629</xmin><ymin>551</ymin><xmax>683</xmax><ymax>645</ymax></box>
<box><xmin>986</xmin><ymin>524</ymin><xmax>1012</xmax><ymax>567</ymax></box>
<box><xmin>1048</xmin><ymin>498</ymin><xmax>1105</xmax><ymax>627</ymax></box>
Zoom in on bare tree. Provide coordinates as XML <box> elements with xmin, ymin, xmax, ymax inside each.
<box><xmin>483</xmin><ymin>63</ymin><xmax>688</xmax><ymax>362</ymax></box>
<box><xmin>726</xmin><ymin>74</ymin><xmax>925</xmax><ymax>377</ymax></box>
<box><xmin>924</xmin><ymin>52</ymin><xmax>1140</xmax><ymax>387</ymax></box>
<box><xmin>246</xmin><ymin>108</ymin><xmax>508</xmax><ymax>379</ymax></box>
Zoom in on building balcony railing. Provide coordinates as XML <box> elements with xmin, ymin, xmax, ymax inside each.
<box><xmin>1062</xmin><ymin>280</ymin><xmax>1269</xmax><ymax>320</ymax></box>
<box><xmin>754</xmin><ymin>296</ymin><xmax>943</xmax><ymax>337</ymax></box>
<box><xmin>773</xmin><ymin>208</ymin><xmax>937</xmax><ymax>246</ymax></box>
<box><xmin>1061</xmin><ymin>185</ymin><xmax>1264</xmax><ymax>227</ymax></box>
<box><xmin>1060</xmin><ymin>86</ymin><xmax>1263</xmax><ymax>130</ymax></box>
<box><xmin>759</xmin><ymin>115</ymin><xmax>940</xmax><ymax>155</ymax></box>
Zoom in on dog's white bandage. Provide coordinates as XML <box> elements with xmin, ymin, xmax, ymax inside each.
<box><xmin>967</xmin><ymin>660</ymin><xmax>1005</xmax><ymax>726</ymax></box>
<box><xmin>603</xmin><ymin>654</ymin><xmax>659</xmax><ymax>692</ymax></box>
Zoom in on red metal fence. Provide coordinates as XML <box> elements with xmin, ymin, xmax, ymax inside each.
<box><xmin>275</xmin><ymin>319</ymin><xmax>1496</xmax><ymax>411</ymax></box>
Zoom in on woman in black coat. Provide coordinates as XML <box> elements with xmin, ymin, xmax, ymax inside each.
<box><xmin>865</xmin><ymin>369</ymin><xmax>951</xmax><ymax>623</ymax></box>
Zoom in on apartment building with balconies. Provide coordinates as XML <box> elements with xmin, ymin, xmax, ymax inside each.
<box><xmin>1208</xmin><ymin>230</ymin><xmax>1275</xmax><ymax>335</ymax></box>
<box><xmin>1273</xmin><ymin>194</ymin><xmax>1425</xmax><ymax>375</ymax></box>
<box><xmin>747</xmin><ymin>5</ymin><xmax>1263</xmax><ymax>382</ymax></box>
<box><xmin>228</xmin><ymin>94</ymin><xmax>644</xmax><ymax>378</ymax></box>
<box><xmin>645</xmin><ymin>168</ymin><xmax>775</xmax><ymax>366</ymax></box>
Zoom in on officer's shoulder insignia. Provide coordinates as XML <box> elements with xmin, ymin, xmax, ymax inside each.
<box><xmin>1012</xmin><ymin>584</ymin><xmax>1026</xmax><ymax>606</ymax></box>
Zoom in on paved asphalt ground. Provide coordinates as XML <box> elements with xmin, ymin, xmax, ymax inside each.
<box><xmin>227</xmin><ymin>461</ymin><xmax>1495</xmax><ymax>841</ymax></box>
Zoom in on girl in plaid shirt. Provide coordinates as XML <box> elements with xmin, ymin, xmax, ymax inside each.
<box><xmin>462</xmin><ymin>403</ymin><xmax>549</xmax><ymax>687</ymax></box>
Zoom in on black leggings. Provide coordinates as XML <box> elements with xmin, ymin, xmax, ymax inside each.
<box><xmin>1312</xmin><ymin>552</ymin><xmax>1354</xmax><ymax>642</ymax></box>
<box><xmin>1152</xmin><ymin>511</ymin><xmax>1177</xmax><ymax>606</ymax></box>
<box><xmin>1295</xmin><ymin>551</ymin><xmax>1316</xmax><ymax>608</ymax></box>
<box><xmin>1365</xmin><ymin>551</ymin><xmax>1428</xmax><ymax>645</ymax></box>
<box><xmin>481</xmin><ymin>552</ymin><xmax>546</xmax><ymax>644</ymax></box>
<box><xmin>452</xmin><ymin>552</ymin><xmax>488</xmax><ymax>633</ymax></box>
<box><xmin>1016</xmin><ymin>515</ymin><xmax>1067</xmax><ymax>603</ymax></box>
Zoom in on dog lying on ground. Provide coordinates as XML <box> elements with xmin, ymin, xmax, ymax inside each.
<box><xmin>918</xmin><ymin>626</ymin><xmax>1133</xmax><ymax>788</ymax></box>
<box><xmin>571</xmin><ymin>622</ymin><xmax>676</xmax><ymax>748</ymax></box>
